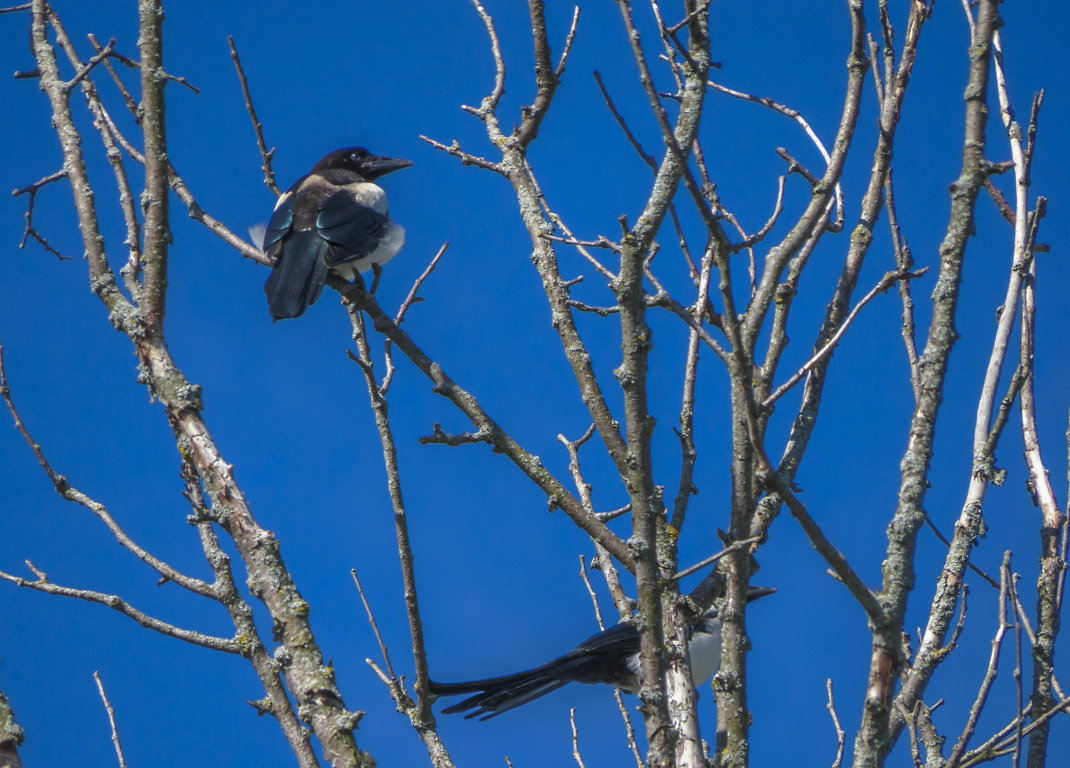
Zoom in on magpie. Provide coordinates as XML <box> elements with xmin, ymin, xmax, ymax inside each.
<box><xmin>430</xmin><ymin>585</ymin><xmax>775</xmax><ymax>720</ymax></box>
<box><xmin>261</xmin><ymin>147</ymin><xmax>412</xmax><ymax>320</ymax></box>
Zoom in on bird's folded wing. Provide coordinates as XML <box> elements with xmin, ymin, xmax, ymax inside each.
<box><xmin>316</xmin><ymin>191</ymin><xmax>388</xmax><ymax>265</ymax></box>
<box><xmin>262</xmin><ymin>189</ymin><xmax>297</xmax><ymax>255</ymax></box>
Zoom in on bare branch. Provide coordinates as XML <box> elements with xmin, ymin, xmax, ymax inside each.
<box><xmin>731</xmin><ymin>176</ymin><xmax>786</xmax><ymax>253</ymax></box>
<box><xmin>93</xmin><ymin>104</ymin><xmax>270</xmax><ymax>265</ymax></box>
<box><xmin>826</xmin><ymin>680</ymin><xmax>846</xmax><ymax>768</ymax></box>
<box><xmin>554</xmin><ymin>7</ymin><xmax>580</xmax><ymax>78</ymax></box>
<box><xmin>762</xmin><ymin>468</ymin><xmax>885</xmax><ymax>626</ymax></box>
<box><xmin>569</xmin><ymin>708</ymin><xmax>587</xmax><ymax>768</ymax></box>
<box><xmin>381</xmin><ymin>243</ymin><xmax>449</xmax><ymax>392</ymax></box>
<box><xmin>179</xmin><ymin>462</ymin><xmax>320</xmax><ymax>768</ymax></box>
<box><xmin>228</xmin><ymin>36</ymin><xmax>279</xmax><ymax>195</ymax></box>
<box><xmin>577</xmin><ymin>555</ymin><xmax>605</xmax><ymax>630</ymax></box>
<box><xmin>959</xmin><ymin>696</ymin><xmax>1070</xmax><ymax>768</ymax></box>
<box><xmin>946</xmin><ymin>553</ymin><xmax>1014</xmax><ymax>768</ymax></box>
<box><xmin>62</xmin><ymin>36</ymin><xmax>115</xmax><ymax>92</ymax></box>
<box><xmin>338</xmin><ymin>276</ymin><xmax>634</xmax><ymax>569</ymax></box>
<box><xmin>92</xmin><ymin>672</ymin><xmax>129</xmax><ymax>768</ymax></box>
<box><xmin>0</xmin><ymin>566</ymin><xmax>239</xmax><ymax>652</ymax></box>
<box><xmin>136</xmin><ymin>0</ymin><xmax>169</xmax><ymax>332</ymax></box>
<box><xmin>351</xmin><ymin>570</ymin><xmax>398</xmax><ymax>682</ymax></box>
<box><xmin>526</xmin><ymin>161</ymin><xmax>618</xmax><ymax>281</ymax></box>
<box><xmin>674</xmin><ymin>537</ymin><xmax>761</xmax><ymax>582</ymax></box>
<box><xmin>419</xmin><ymin>135</ymin><xmax>504</xmax><ymax>174</ymax></box>
<box><xmin>542</xmin><ymin>233</ymin><xmax>621</xmax><ymax>253</ymax></box>
<box><xmin>86</xmin><ymin>33</ymin><xmax>139</xmax><ymax>116</ymax></box>
<box><xmin>559</xmin><ymin>431</ymin><xmax>631</xmax><ymax>617</ymax></box>
<box><xmin>761</xmin><ymin>266</ymin><xmax>928</xmax><ymax>409</ymax></box>
<box><xmin>884</xmin><ymin>168</ymin><xmax>921</xmax><ymax>399</ymax></box>
<box><xmin>418</xmin><ymin>423</ymin><xmax>494</xmax><ymax>447</ymax></box>
<box><xmin>862</xmin><ymin>2</ymin><xmax>1002</xmax><ymax>759</ymax></box>
<box><xmin>468</xmin><ymin>0</ymin><xmax>505</xmax><ymax>124</ymax></box>
<box><xmin>1018</xmin><ymin>200</ymin><xmax>1062</xmax><ymax>768</ymax></box>
<box><xmin>11</xmin><ymin>168</ymin><xmax>69</xmax><ymax>259</ymax></box>
<box><xmin>706</xmin><ymin>77</ymin><xmax>844</xmax><ymax>225</ymax></box>
<box><xmin>0</xmin><ymin>345</ymin><xmax>215</xmax><ymax>595</ymax></box>
<box><xmin>740</xmin><ymin>0</ymin><xmax>868</xmax><ymax>353</ymax></box>
<box><xmin>346</xmin><ymin>308</ymin><xmax>452</xmax><ymax>766</ymax></box>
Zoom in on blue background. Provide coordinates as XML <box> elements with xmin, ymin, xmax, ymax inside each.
<box><xmin>1</xmin><ymin>1</ymin><xmax>1067</xmax><ymax>766</ymax></box>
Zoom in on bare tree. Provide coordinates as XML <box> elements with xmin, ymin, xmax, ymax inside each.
<box><xmin>0</xmin><ymin>1</ymin><xmax>1065</xmax><ymax>767</ymax></box>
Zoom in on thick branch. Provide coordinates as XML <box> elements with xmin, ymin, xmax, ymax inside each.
<box><xmin>137</xmin><ymin>0</ymin><xmax>169</xmax><ymax>332</ymax></box>
<box><xmin>854</xmin><ymin>3</ymin><xmax>1002</xmax><ymax>764</ymax></box>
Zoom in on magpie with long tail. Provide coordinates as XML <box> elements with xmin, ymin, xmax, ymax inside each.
<box><xmin>430</xmin><ymin>586</ymin><xmax>775</xmax><ymax>720</ymax></box>
<box><xmin>259</xmin><ymin>147</ymin><xmax>412</xmax><ymax>321</ymax></box>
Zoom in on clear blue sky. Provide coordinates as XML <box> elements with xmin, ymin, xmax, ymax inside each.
<box><xmin>1</xmin><ymin>1</ymin><xmax>1068</xmax><ymax>766</ymax></box>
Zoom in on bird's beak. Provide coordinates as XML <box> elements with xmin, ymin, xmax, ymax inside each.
<box><xmin>746</xmin><ymin>585</ymin><xmax>777</xmax><ymax>603</ymax></box>
<box><xmin>366</xmin><ymin>155</ymin><xmax>414</xmax><ymax>178</ymax></box>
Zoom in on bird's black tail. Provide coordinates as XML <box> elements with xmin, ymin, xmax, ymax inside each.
<box><xmin>263</xmin><ymin>231</ymin><xmax>330</xmax><ymax>321</ymax></box>
<box><xmin>429</xmin><ymin>662</ymin><xmax>571</xmax><ymax>720</ymax></box>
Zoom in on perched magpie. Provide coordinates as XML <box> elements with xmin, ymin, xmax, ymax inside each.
<box><xmin>430</xmin><ymin>586</ymin><xmax>775</xmax><ymax>720</ymax></box>
<box><xmin>260</xmin><ymin>147</ymin><xmax>412</xmax><ymax>320</ymax></box>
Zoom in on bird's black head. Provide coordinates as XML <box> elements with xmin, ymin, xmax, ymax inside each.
<box><xmin>313</xmin><ymin>147</ymin><xmax>414</xmax><ymax>180</ymax></box>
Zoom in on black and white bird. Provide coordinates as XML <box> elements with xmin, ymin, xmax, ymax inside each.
<box><xmin>260</xmin><ymin>147</ymin><xmax>412</xmax><ymax>321</ymax></box>
<box><xmin>430</xmin><ymin>586</ymin><xmax>775</xmax><ymax>720</ymax></box>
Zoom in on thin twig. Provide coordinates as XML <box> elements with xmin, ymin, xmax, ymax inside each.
<box><xmin>351</xmin><ymin>570</ymin><xmax>397</xmax><ymax>681</ymax></box>
<box><xmin>1010</xmin><ymin>574</ymin><xmax>1023</xmax><ymax>768</ymax></box>
<box><xmin>419</xmin><ymin>135</ymin><xmax>504</xmax><ymax>174</ymax></box>
<box><xmin>11</xmin><ymin>169</ymin><xmax>69</xmax><ymax>259</ymax></box>
<box><xmin>87</xmin><ymin>33</ymin><xmax>139</xmax><ymax>118</ymax></box>
<box><xmin>959</xmin><ymin>696</ymin><xmax>1070</xmax><ymax>768</ymax></box>
<box><xmin>468</xmin><ymin>0</ymin><xmax>505</xmax><ymax>117</ymax></box>
<box><xmin>946</xmin><ymin>552</ymin><xmax>1013</xmax><ymax>768</ymax></box>
<box><xmin>594</xmin><ymin>504</ymin><xmax>632</xmax><ymax>523</ymax></box>
<box><xmin>526</xmin><ymin>159</ymin><xmax>618</xmax><ymax>281</ymax></box>
<box><xmin>93</xmin><ymin>103</ymin><xmax>270</xmax><ymax>265</ymax></box>
<box><xmin>826</xmin><ymin>679</ymin><xmax>846</xmax><ymax>768</ymax></box>
<box><xmin>923</xmin><ymin>517</ymin><xmax>1000</xmax><ymax>589</ymax></box>
<box><xmin>228</xmin><ymin>36</ymin><xmax>279</xmax><ymax>195</ymax></box>
<box><xmin>346</xmin><ymin>306</ymin><xmax>449</xmax><ymax>750</ymax></box>
<box><xmin>0</xmin><ymin>567</ymin><xmax>239</xmax><ymax>653</ymax></box>
<box><xmin>568</xmin><ymin>300</ymin><xmax>620</xmax><ymax>317</ymax></box>
<box><xmin>554</xmin><ymin>7</ymin><xmax>580</xmax><ymax>79</ymax></box>
<box><xmin>577</xmin><ymin>555</ymin><xmax>605</xmax><ymax>630</ymax></box>
<box><xmin>92</xmin><ymin>672</ymin><xmax>128</xmax><ymax>768</ymax></box>
<box><xmin>558</xmin><ymin>430</ymin><xmax>630</xmax><ymax>616</ymax></box>
<box><xmin>338</xmin><ymin>276</ymin><xmax>634</xmax><ymax>569</ymax></box>
<box><xmin>899</xmin><ymin>700</ymin><xmax>923</xmax><ymax>768</ymax></box>
<box><xmin>0</xmin><ymin>346</ymin><xmax>215</xmax><ymax>595</ymax></box>
<box><xmin>762</xmin><ymin>266</ymin><xmax>929</xmax><ymax>409</ymax></box>
<box><xmin>569</xmin><ymin>708</ymin><xmax>587</xmax><ymax>768</ymax></box>
<box><xmin>580</xmin><ymin>549</ymin><xmax>643</xmax><ymax>768</ymax></box>
<box><xmin>542</xmin><ymin>233</ymin><xmax>621</xmax><ymax>252</ymax></box>
<box><xmin>674</xmin><ymin>537</ymin><xmax>761</xmax><ymax>581</ymax></box>
<box><xmin>883</xmin><ymin>167</ymin><xmax>921</xmax><ymax>399</ymax></box>
<box><xmin>381</xmin><ymin>243</ymin><xmax>449</xmax><ymax>393</ymax></box>
<box><xmin>708</xmin><ymin>78</ymin><xmax>844</xmax><ymax>225</ymax></box>
<box><xmin>62</xmin><ymin>37</ymin><xmax>115</xmax><ymax>92</ymax></box>
<box><xmin>732</xmin><ymin>176</ymin><xmax>787</xmax><ymax>252</ymax></box>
